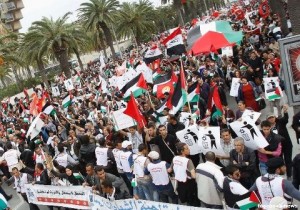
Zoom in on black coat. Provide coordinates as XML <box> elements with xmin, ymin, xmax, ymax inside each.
<box><xmin>292</xmin><ymin>111</ymin><xmax>300</xmax><ymax>144</ymax></box>
<box><xmin>35</xmin><ymin>170</ymin><xmax>51</xmax><ymax>185</ymax></box>
<box><xmin>274</xmin><ymin>113</ymin><xmax>293</xmax><ymax>148</ymax></box>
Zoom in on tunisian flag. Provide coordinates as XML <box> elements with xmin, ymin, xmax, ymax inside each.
<box><xmin>123</xmin><ymin>93</ymin><xmax>146</xmax><ymax>128</ymax></box>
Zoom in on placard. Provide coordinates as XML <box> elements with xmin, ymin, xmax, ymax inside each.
<box><xmin>176</xmin><ymin>125</ymin><xmax>202</xmax><ymax>155</ymax></box>
<box><xmin>230</xmin><ymin>78</ymin><xmax>240</xmax><ymax>97</ymax></box>
<box><xmin>111</xmin><ymin>108</ymin><xmax>136</xmax><ymax>131</ymax></box>
<box><xmin>64</xmin><ymin>79</ymin><xmax>74</xmax><ymax>91</ymax></box>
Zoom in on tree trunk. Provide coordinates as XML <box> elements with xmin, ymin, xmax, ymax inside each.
<box><xmin>73</xmin><ymin>48</ymin><xmax>84</xmax><ymax>72</ymax></box>
<box><xmin>97</xmin><ymin>27</ymin><xmax>107</xmax><ymax>58</ymax></box>
<box><xmin>26</xmin><ymin>66</ymin><xmax>32</xmax><ymax>78</ymax></box>
<box><xmin>36</xmin><ymin>59</ymin><xmax>48</xmax><ymax>87</ymax></box>
<box><xmin>269</xmin><ymin>0</ymin><xmax>289</xmax><ymax>36</ymax></box>
<box><xmin>57</xmin><ymin>49</ymin><xmax>71</xmax><ymax>78</ymax></box>
<box><xmin>99</xmin><ymin>22</ymin><xmax>116</xmax><ymax>60</ymax></box>
<box><xmin>12</xmin><ymin>67</ymin><xmax>21</xmax><ymax>91</ymax></box>
<box><xmin>288</xmin><ymin>0</ymin><xmax>300</xmax><ymax>34</ymax></box>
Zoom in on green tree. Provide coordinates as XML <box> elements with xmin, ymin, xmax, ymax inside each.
<box><xmin>0</xmin><ymin>66</ymin><xmax>12</xmax><ymax>88</ymax></box>
<box><xmin>116</xmin><ymin>0</ymin><xmax>155</xmax><ymax>44</ymax></box>
<box><xmin>23</xmin><ymin>13</ymin><xmax>86</xmax><ymax>78</ymax></box>
<box><xmin>78</xmin><ymin>0</ymin><xmax>119</xmax><ymax>59</ymax></box>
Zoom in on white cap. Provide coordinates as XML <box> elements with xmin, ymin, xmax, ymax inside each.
<box><xmin>148</xmin><ymin>151</ymin><xmax>159</xmax><ymax>160</ymax></box>
<box><xmin>121</xmin><ymin>140</ymin><xmax>132</xmax><ymax>149</ymax></box>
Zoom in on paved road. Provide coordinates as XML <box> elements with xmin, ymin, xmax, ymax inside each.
<box><xmin>3</xmin><ymin>91</ymin><xmax>300</xmax><ymax>209</ymax></box>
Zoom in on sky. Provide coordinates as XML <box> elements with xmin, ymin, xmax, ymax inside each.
<box><xmin>20</xmin><ymin>0</ymin><xmax>161</xmax><ymax>33</ymax></box>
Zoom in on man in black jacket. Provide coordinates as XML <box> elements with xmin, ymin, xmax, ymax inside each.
<box><xmin>230</xmin><ymin>137</ymin><xmax>257</xmax><ymax>188</ymax></box>
<box><xmin>292</xmin><ymin>110</ymin><xmax>300</xmax><ymax>144</ymax></box>
<box><xmin>167</xmin><ymin>115</ymin><xmax>185</xmax><ymax>137</ymax></box>
<box><xmin>267</xmin><ymin>105</ymin><xmax>293</xmax><ymax>179</ymax></box>
<box><xmin>101</xmin><ymin>179</ymin><xmax>131</xmax><ymax>201</ymax></box>
<box><xmin>33</xmin><ymin>163</ymin><xmax>51</xmax><ymax>185</ymax></box>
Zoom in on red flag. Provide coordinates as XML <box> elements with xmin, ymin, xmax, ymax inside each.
<box><xmin>259</xmin><ymin>0</ymin><xmax>270</xmax><ymax>19</ymax></box>
<box><xmin>23</xmin><ymin>89</ymin><xmax>29</xmax><ymax>104</ymax></box>
<box><xmin>123</xmin><ymin>93</ymin><xmax>146</xmax><ymax>128</ymax></box>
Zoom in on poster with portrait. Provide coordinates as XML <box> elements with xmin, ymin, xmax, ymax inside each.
<box><xmin>230</xmin><ymin>78</ymin><xmax>240</xmax><ymax>97</ymax></box>
<box><xmin>197</xmin><ymin>126</ymin><xmax>226</xmax><ymax>156</ymax></box>
<box><xmin>176</xmin><ymin>125</ymin><xmax>202</xmax><ymax>155</ymax></box>
<box><xmin>64</xmin><ymin>79</ymin><xmax>74</xmax><ymax>91</ymax></box>
<box><xmin>52</xmin><ymin>86</ymin><xmax>60</xmax><ymax>97</ymax></box>
<box><xmin>230</xmin><ymin>119</ymin><xmax>269</xmax><ymax>150</ymax></box>
<box><xmin>263</xmin><ymin>77</ymin><xmax>282</xmax><ymax>101</ymax></box>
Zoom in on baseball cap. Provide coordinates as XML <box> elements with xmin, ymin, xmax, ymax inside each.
<box><xmin>121</xmin><ymin>140</ymin><xmax>132</xmax><ymax>149</ymax></box>
<box><xmin>148</xmin><ymin>151</ymin><xmax>160</xmax><ymax>160</ymax></box>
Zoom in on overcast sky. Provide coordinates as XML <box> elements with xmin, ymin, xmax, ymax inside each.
<box><xmin>20</xmin><ymin>0</ymin><xmax>161</xmax><ymax>33</ymax></box>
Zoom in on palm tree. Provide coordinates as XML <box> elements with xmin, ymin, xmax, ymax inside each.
<box><xmin>173</xmin><ymin>0</ymin><xmax>185</xmax><ymax>26</ymax></box>
<box><xmin>288</xmin><ymin>0</ymin><xmax>300</xmax><ymax>34</ymax></box>
<box><xmin>116</xmin><ymin>0</ymin><xmax>155</xmax><ymax>44</ymax></box>
<box><xmin>0</xmin><ymin>66</ymin><xmax>12</xmax><ymax>88</ymax></box>
<box><xmin>23</xmin><ymin>13</ymin><xmax>86</xmax><ymax>78</ymax></box>
<box><xmin>78</xmin><ymin>0</ymin><xmax>119</xmax><ymax>59</ymax></box>
<box><xmin>0</xmin><ymin>33</ymin><xmax>23</xmax><ymax>90</ymax></box>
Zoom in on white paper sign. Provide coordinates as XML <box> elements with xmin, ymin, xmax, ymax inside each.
<box><xmin>263</xmin><ymin>77</ymin><xmax>282</xmax><ymax>101</ymax></box>
<box><xmin>111</xmin><ymin>108</ymin><xmax>136</xmax><ymax>131</ymax></box>
<box><xmin>64</xmin><ymin>79</ymin><xmax>74</xmax><ymax>91</ymax></box>
<box><xmin>198</xmin><ymin>126</ymin><xmax>226</xmax><ymax>156</ymax></box>
<box><xmin>51</xmin><ymin>86</ymin><xmax>60</xmax><ymax>97</ymax></box>
<box><xmin>230</xmin><ymin>119</ymin><xmax>269</xmax><ymax>150</ymax></box>
<box><xmin>176</xmin><ymin>125</ymin><xmax>202</xmax><ymax>155</ymax></box>
<box><xmin>26</xmin><ymin>113</ymin><xmax>45</xmax><ymax>139</ymax></box>
<box><xmin>230</xmin><ymin>78</ymin><xmax>240</xmax><ymax>97</ymax></box>
<box><xmin>180</xmin><ymin>112</ymin><xmax>192</xmax><ymax>128</ymax></box>
<box><xmin>135</xmin><ymin>62</ymin><xmax>153</xmax><ymax>84</ymax></box>
<box><xmin>242</xmin><ymin>109</ymin><xmax>261</xmax><ymax>122</ymax></box>
<box><xmin>222</xmin><ymin>46</ymin><xmax>233</xmax><ymax>57</ymax></box>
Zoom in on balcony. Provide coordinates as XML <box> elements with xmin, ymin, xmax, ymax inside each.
<box><xmin>14</xmin><ymin>9</ymin><xmax>22</xmax><ymax>20</ymax></box>
<box><xmin>4</xmin><ymin>12</ymin><xmax>14</xmax><ymax>22</ymax></box>
<box><xmin>6</xmin><ymin>2</ymin><xmax>16</xmax><ymax>11</ymax></box>
<box><xmin>4</xmin><ymin>23</ymin><xmax>13</xmax><ymax>31</ymax></box>
<box><xmin>15</xmin><ymin>0</ymin><xmax>23</xmax><ymax>9</ymax></box>
<box><xmin>12</xmin><ymin>20</ymin><xmax>21</xmax><ymax>31</ymax></box>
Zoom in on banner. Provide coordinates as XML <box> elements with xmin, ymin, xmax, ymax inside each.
<box><xmin>176</xmin><ymin>125</ymin><xmax>202</xmax><ymax>155</ymax></box>
<box><xmin>230</xmin><ymin>78</ymin><xmax>240</xmax><ymax>97</ymax></box>
<box><xmin>64</xmin><ymin>79</ymin><xmax>74</xmax><ymax>91</ymax></box>
<box><xmin>52</xmin><ymin>86</ymin><xmax>60</xmax><ymax>97</ymax></box>
<box><xmin>263</xmin><ymin>77</ymin><xmax>282</xmax><ymax>101</ymax></box>
<box><xmin>242</xmin><ymin>109</ymin><xmax>261</xmax><ymax>122</ymax></box>
<box><xmin>198</xmin><ymin>127</ymin><xmax>226</xmax><ymax>156</ymax></box>
<box><xmin>25</xmin><ymin>184</ymin><xmax>91</xmax><ymax>209</ymax></box>
<box><xmin>26</xmin><ymin>185</ymin><xmax>210</xmax><ymax>210</ymax></box>
<box><xmin>111</xmin><ymin>108</ymin><xmax>136</xmax><ymax>131</ymax></box>
<box><xmin>230</xmin><ymin>118</ymin><xmax>269</xmax><ymax>150</ymax></box>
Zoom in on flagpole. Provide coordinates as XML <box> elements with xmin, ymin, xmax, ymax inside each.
<box><xmin>180</xmin><ymin>56</ymin><xmax>192</xmax><ymax>114</ymax></box>
<box><xmin>147</xmin><ymin>91</ymin><xmax>154</xmax><ymax>108</ymax></box>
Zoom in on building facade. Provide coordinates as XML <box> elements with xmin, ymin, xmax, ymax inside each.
<box><xmin>0</xmin><ymin>0</ymin><xmax>24</xmax><ymax>32</ymax></box>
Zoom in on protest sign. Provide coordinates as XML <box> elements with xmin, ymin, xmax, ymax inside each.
<box><xmin>242</xmin><ymin>109</ymin><xmax>261</xmax><ymax>122</ymax></box>
<box><xmin>230</xmin><ymin>78</ymin><xmax>240</xmax><ymax>97</ymax></box>
<box><xmin>222</xmin><ymin>46</ymin><xmax>233</xmax><ymax>57</ymax></box>
<box><xmin>52</xmin><ymin>86</ymin><xmax>60</xmax><ymax>97</ymax></box>
<box><xmin>111</xmin><ymin>108</ymin><xmax>136</xmax><ymax>131</ymax></box>
<box><xmin>230</xmin><ymin>119</ymin><xmax>269</xmax><ymax>150</ymax></box>
<box><xmin>263</xmin><ymin>77</ymin><xmax>282</xmax><ymax>101</ymax></box>
<box><xmin>198</xmin><ymin>127</ymin><xmax>226</xmax><ymax>156</ymax></box>
<box><xmin>64</xmin><ymin>79</ymin><xmax>74</xmax><ymax>91</ymax></box>
<box><xmin>176</xmin><ymin>125</ymin><xmax>202</xmax><ymax>155</ymax></box>
<box><xmin>180</xmin><ymin>112</ymin><xmax>192</xmax><ymax>128</ymax></box>
<box><xmin>25</xmin><ymin>184</ymin><xmax>90</xmax><ymax>209</ymax></box>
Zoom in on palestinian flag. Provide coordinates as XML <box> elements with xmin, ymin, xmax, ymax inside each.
<box><xmin>144</xmin><ymin>45</ymin><xmax>163</xmax><ymax>64</ymax></box>
<box><xmin>188</xmin><ymin>82</ymin><xmax>200</xmax><ymax>103</ymax></box>
<box><xmin>120</xmin><ymin>73</ymin><xmax>148</xmax><ymax>101</ymax></box>
<box><xmin>73</xmin><ymin>172</ymin><xmax>84</xmax><ymax>180</ymax></box>
<box><xmin>236</xmin><ymin>192</ymin><xmax>260</xmax><ymax>210</ymax></box>
<box><xmin>207</xmin><ymin>85</ymin><xmax>223</xmax><ymax>121</ymax></box>
<box><xmin>62</xmin><ymin>95</ymin><xmax>71</xmax><ymax>108</ymax></box>
<box><xmin>0</xmin><ymin>193</ymin><xmax>8</xmax><ymax>210</ymax></box>
<box><xmin>162</xmin><ymin>27</ymin><xmax>186</xmax><ymax>56</ymax></box>
<box><xmin>170</xmin><ymin>63</ymin><xmax>187</xmax><ymax>114</ymax></box>
<box><xmin>42</xmin><ymin>104</ymin><xmax>56</xmax><ymax>115</ymax></box>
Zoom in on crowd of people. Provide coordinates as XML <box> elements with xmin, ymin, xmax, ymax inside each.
<box><xmin>0</xmin><ymin>0</ymin><xmax>300</xmax><ymax>210</ymax></box>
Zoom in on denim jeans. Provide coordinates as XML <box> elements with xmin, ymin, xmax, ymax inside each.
<box><xmin>259</xmin><ymin>161</ymin><xmax>268</xmax><ymax>176</ymax></box>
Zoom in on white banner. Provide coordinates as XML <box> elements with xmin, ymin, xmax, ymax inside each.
<box><xmin>242</xmin><ymin>109</ymin><xmax>261</xmax><ymax>122</ymax></box>
<box><xmin>52</xmin><ymin>86</ymin><xmax>60</xmax><ymax>97</ymax></box>
<box><xmin>25</xmin><ymin>184</ymin><xmax>91</xmax><ymax>209</ymax></box>
<box><xmin>111</xmin><ymin>108</ymin><xmax>136</xmax><ymax>131</ymax></box>
<box><xmin>64</xmin><ymin>79</ymin><xmax>74</xmax><ymax>91</ymax></box>
<box><xmin>176</xmin><ymin>125</ymin><xmax>202</xmax><ymax>155</ymax></box>
<box><xmin>26</xmin><ymin>113</ymin><xmax>45</xmax><ymax>139</ymax></box>
<box><xmin>198</xmin><ymin>127</ymin><xmax>226</xmax><ymax>156</ymax></box>
<box><xmin>230</xmin><ymin>78</ymin><xmax>240</xmax><ymax>97</ymax></box>
<box><xmin>263</xmin><ymin>77</ymin><xmax>282</xmax><ymax>101</ymax></box>
<box><xmin>135</xmin><ymin>62</ymin><xmax>153</xmax><ymax>84</ymax></box>
<box><xmin>230</xmin><ymin>119</ymin><xmax>269</xmax><ymax>150</ymax></box>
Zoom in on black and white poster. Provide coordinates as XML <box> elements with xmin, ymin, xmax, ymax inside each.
<box><xmin>198</xmin><ymin>127</ymin><xmax>226</xmax><ymax>156</ymax></box>
<box><xmin>176</xmin><ymin>125</ymin><xmax>202</xmax><ymax>155</ymax></box>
